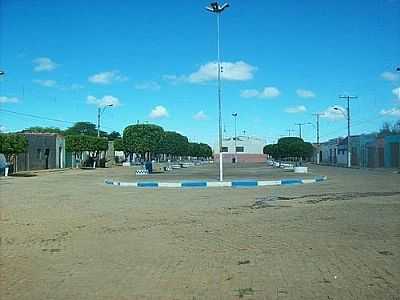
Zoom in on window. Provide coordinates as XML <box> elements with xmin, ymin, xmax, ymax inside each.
<box><xmin>236</xmin><ymin>146</ymin><xmax>244</xmax><ymax>152</ymax></box>
<box><xmin>221</xmin><ymin>147</ymin><xmax>228</xmax><ymax>152</ymax></box>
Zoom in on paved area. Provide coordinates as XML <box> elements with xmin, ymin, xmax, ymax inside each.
<box><xmin>1</xmin><ymin>164</ymin><xmax>399</xmax><ymax>299</ymax></box>
<box><xmin>106</xmin><ymin>162</ymin><xmax>318</xmax><ymax>182</ymax></box>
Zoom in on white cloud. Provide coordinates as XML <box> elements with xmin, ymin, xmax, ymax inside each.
<box><xmin>88</xmin><ymin>70</ymin><xmax>128</xmax><ymax>85</ymax></box>
<box><xmin>188</xmin><ymin>61</ymin><xmax>256</xmax><ymax>83</ymax></box>
<box><xmin>33</xmin><ymin>79</ymin><xmax>57</xmax><ymax>87</ymax></box>
<box><xmin>285</xmin><ymin>105</ymin><xmax>307</xmax><ymax>113</ymax></box>
<box><xmin>0</xmin><ymin>126</ymin><xmax>7</xmax><ymax>132</ymax></box>
<box><xmin>193</xmin><ymin>110</ymin><xmax>207</xmax><ymax>121</ymax></box>
<box><xmin>134</xmin><ymin>81</ymin><xmax>160</xmax><ymax>91</ymax></box>
<box><xmin>149</xmin><ymin>105</ymin><xmax>169</xmax><ymax>119</ymax></box>
<box><xmin>321</xmin><ymin>106</ymin><xmax>346</xmax><ymax>120</ymax></box>
<box><xmin>165</xmin><ymin>61</ymin><xmax>256</xmax><ymax>85</ymax></box>
<box><xmin>87</xmin><ymin>95</ymin><xmax>120</xmax><ymax>107</ymax></box>
<box><xmin>240</xmin><ymin>89</ymin><xmax>260</xmax><ymax>98</ymax></box>
<box><xmin>0</xmin><ymin>96</ymin><xmax>19</xmax><ymax>104</ymax></box>
<box><xmin>381</xmin><ymin>71</ymin><xmax>399</xmax><ymax>81</ymax></box>
<box><xmin>296</xmin><ymin>89</ymin><xmax>316</xmax><ymax>98</ymax></box>
<box><xmin>392</xmin><ymin>87</ymin><xmax>400</xmax><ymax>100</ymax></box>
<box><xmin>260</xmin><ymin>87</ymin><xmax>280</xmax><ymax>98</ymax></box>
<box><xmin>380</xmin><ymin>107</ymin><xmax>400</xmax><ymax>117</ymax></box>
<box><xmin>162</xmin><ymin>74</ymin><xmax>186</xmax><ymax>85</ymax></box>
<box><xmin>33</xmin><ymin>57</ymin><xmax>58</xmax><ymax>72</ymax></box>
<box><xmin>240</xmin><ymin>86</ymin><xmax>280</xmax><ymax>99</ymax></box>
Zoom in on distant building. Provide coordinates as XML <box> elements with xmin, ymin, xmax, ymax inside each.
<box><xmin>384</xmin><ymin>135</ymin><xmax>400</xmax><ymax>168</ymax></box>
<box><xmin>213</xmin><ymin>135</ymin><xmax>267</xmax><ymax>163</ymax></box>
<box><xmin>318</xmin><ymin>134</ymin><xmax>400</xmax><ymax>169</ymax></box>
<box><xmin>16</xmin><ymin>133</ymin><xmax>65</xmax><ymax>171</ymax></box>
<box><xmin>320</xmin><ymin>138</ymin><xmax>341</xmax><ymax>165</ymax></box>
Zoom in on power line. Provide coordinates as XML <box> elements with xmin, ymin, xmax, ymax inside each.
<box><xmin>0</xmin><ymin>108</ymin><xmax>116</xmax><ymax>131</ymax></box>
<box><xmin>0</xmin><ymin>108</ymin><xmax>75</xmax><ymax>124</ymax></box>
<box><xmin>319</xmin><ymin>112</ymin><xmax>388</xmax><ymax>141</ymax></box>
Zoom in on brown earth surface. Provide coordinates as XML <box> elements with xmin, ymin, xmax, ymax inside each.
<box><xmin>1</xmin><ymin>164</ymin><xmax>399</xmax><ymax>299</ymax></box>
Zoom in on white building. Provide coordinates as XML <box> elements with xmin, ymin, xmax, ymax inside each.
<box><xmin>214</xmin><ymin>135</ymin><xmax>267</xmax><ymax>163</ymax></box>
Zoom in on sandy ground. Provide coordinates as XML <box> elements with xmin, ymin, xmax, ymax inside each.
<box><xmin>1</xmin><ymin>164</ymin><xmax>399</xmax><ymax>299</ymax></box>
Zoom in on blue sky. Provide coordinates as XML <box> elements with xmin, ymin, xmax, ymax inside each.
<box><xmin>1</xmin><ymin>0</ymin><xmax>399</xmax><ymax>146</ymax></box>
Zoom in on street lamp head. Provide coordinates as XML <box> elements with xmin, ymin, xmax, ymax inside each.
<box><xmin>206</xmin><ymin>2</ymin><xmax>229</xmax><ymax>13</ymax></box>
<box><xmin>0</xmin><ymin>70</ymin><xmax>5</xmax><ymax>76</ymax></box>
<box><xmin>397</xmin><ymin>67</ymin><xmax>400</xmax><ymax>72</ymax></box>
<box><xmin>232</xmin><ymin>112</ymin><xmax>237</xmax><ymax>117</ymax></box>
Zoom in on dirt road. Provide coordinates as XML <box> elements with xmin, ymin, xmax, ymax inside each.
<box><xmin>1</xmin><ymin>164</ymin><xmax>399</xmax><ymax>299</ymax></box>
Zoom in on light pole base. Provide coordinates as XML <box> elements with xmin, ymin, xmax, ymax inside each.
<box><xmin>219</xmin><ymin>152</ymin><xmax>223</xmax><ymax>181</ymax></box>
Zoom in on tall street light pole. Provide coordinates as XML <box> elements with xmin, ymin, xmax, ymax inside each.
<box><xmin>206</xmin><ymin>1</ymin><xmax>229</xmax><ymax>182</ymax></box>
<box><xmin>97</xmin><ymin>104</ymin><xmax>113</xmax><ymax>137</ymax></box>
<box><xmin>232</xmin><ymin>112</ymin><xmax>237</xmax><ymax>164</ymax></box>
<box><xmin>336</xmin><ymin>94</ymin><xmax>357</xmax><ymax>168</ymax></box>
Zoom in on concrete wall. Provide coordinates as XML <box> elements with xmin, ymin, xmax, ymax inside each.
<box><xmin>16</xmin><ymin>133</ymin><xmax>65</xmax><ymax>171</ymax></box>
<box><xmin>213</xmin><ymin>153</ymin><xmax>267</xmax><ymax>163</ymax></box>
<box><xmin>215</xmin><ymin>136</ymin><xmax>266</xmax><ymax>155</ymax></box>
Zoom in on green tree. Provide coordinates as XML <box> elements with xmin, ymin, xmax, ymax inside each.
<box><xmin>65</xmin><ymin>135</ymin><xmax>108</xmax><ymax>167</ymax></box>
<box><xmin>288</xmin><ymin>140</ymin><xmax>314</xmax><ymax>159</ymax></box>
<box><xmin>158</xmin><ymin>131</ymin><xmax>189</xmax><ymax>157</ymax></box>
<box><xmin>21</xmin><ymin>126</ymin><xmax>64</xmax><ymax>134</ymax></box>
<box><xmin>263</xmin><ymin>144</ymin><xmax>279</xmax><ymax>159</ymax></box>
<box><xmin>188</xmin><ymin>142</ymin><xmax>212</xmax><ymax>158</ymax></box>
<box><xmin>113</xmin><ymin>138</ymin><xmax>124</xmax><ymax>152</ymax></box>
<box><xmin>64</xmin><ymin>122</ymin><xmax>107</xmax><ymax>137</ymax></box>
<box><xmin>264</xmin><ymin>137</ymin><xmax>313</xmax><ymax>162</ymax></box>
<box><xmin>0</xmin><ymin>133</ymin><xmax>28</xmax><ymax>163</ymax></box>
<box><xmin>108</xmin><ymin>131</ymin><xmax>121</xmax><ymax>141</ymax></box>
<box><xmin>123</xmin><ymin>124</ymin><xmax>164</xmax><ymax>158</ymax></box>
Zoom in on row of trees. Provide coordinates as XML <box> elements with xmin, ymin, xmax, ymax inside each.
<box><xmin>263</xmin><ymin>137</ymin><xmax>313</xmax><ymax>161</ymax></box>
<box><xmin>21</xmin><ymin>122</ymin><xmax>121</xmax><ymax>140</ymax></box>
<box><xmin>114</xmin><ymin>124</ymin><xmax>213</xmax><ymax>160</ymax></box>
<box><xmin>1</xmin><ymin>122</ymin><xmax>212</xmax><ymax>165</ymax></box>
<box><xmin>65</xmin><ymin>135</ymin><xmax>109</xmax><ymax>166</ymax></box>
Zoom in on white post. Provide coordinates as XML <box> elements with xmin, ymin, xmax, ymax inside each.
<box><xmin>219</xmin><ymin>152</ymin><xmax>223</xmax><ymax>181</ymax></box>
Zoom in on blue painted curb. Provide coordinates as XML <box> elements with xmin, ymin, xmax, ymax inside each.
<box><xmin>137</xmin><ymin>182</ymin><xmax>159</xmax><ymax>188</ymax></box>
<box><xmin>104</xmin><ymin>176</ymin><xmax>327</xmax><ymax>188</ymax></box>
<box><xmin>231</xmin><ymin>180</ymin><xmax>258</xmax><ymax>188</ymax></box>
<box><xmin>281</xmin><ymin>178</ymin><xmax>303</xmax><ymax>185</ymax></box>
<box><xmin>181</xmin><ymin>181</ymin><xmax>207</xmax><ymax>188</ymax></box>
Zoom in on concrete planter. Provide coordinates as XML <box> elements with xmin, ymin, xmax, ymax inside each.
<box><xmin>294</xmin><ymin>166</ymin><xmax>308</xmax><ymax>173</ymax></box>
<box><xmin>5</xmin><ymin>167</ymin><xmax>9</xmax><ymax>177</ymax></box>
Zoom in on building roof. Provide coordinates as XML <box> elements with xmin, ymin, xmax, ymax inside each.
<box><xmin>19</xmin><ymin>132</ymin><xmax>64</xmax><ymax>138</ymax></box>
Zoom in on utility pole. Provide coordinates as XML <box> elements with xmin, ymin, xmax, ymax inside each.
<box><xmin>312</xmin><ymin>113</ymin><xmax>322</xmax><ymax>164</ymax></box>
<box><xmin>294</xmin><ymin>123</ymin><xmax>311</xmax><ymax>139</ymax></box>
<box><xmin>286</xmin><ymin>129</ymin><xmax>295</xmax><ymax>136</ymax></box>
<box><xmin>339</xmin><ymin>95</ymin><xmax>357</xmax><ymax>168</ymax></box>
<box><xmin>206</xmin><ymin>1</ymin><xmax>230</xmax><ymax>181</ymax></box>
<box><xmin>97</xmin><ymin>107</ymin><xmax>101</xmax><ymax>137</ymax></box>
